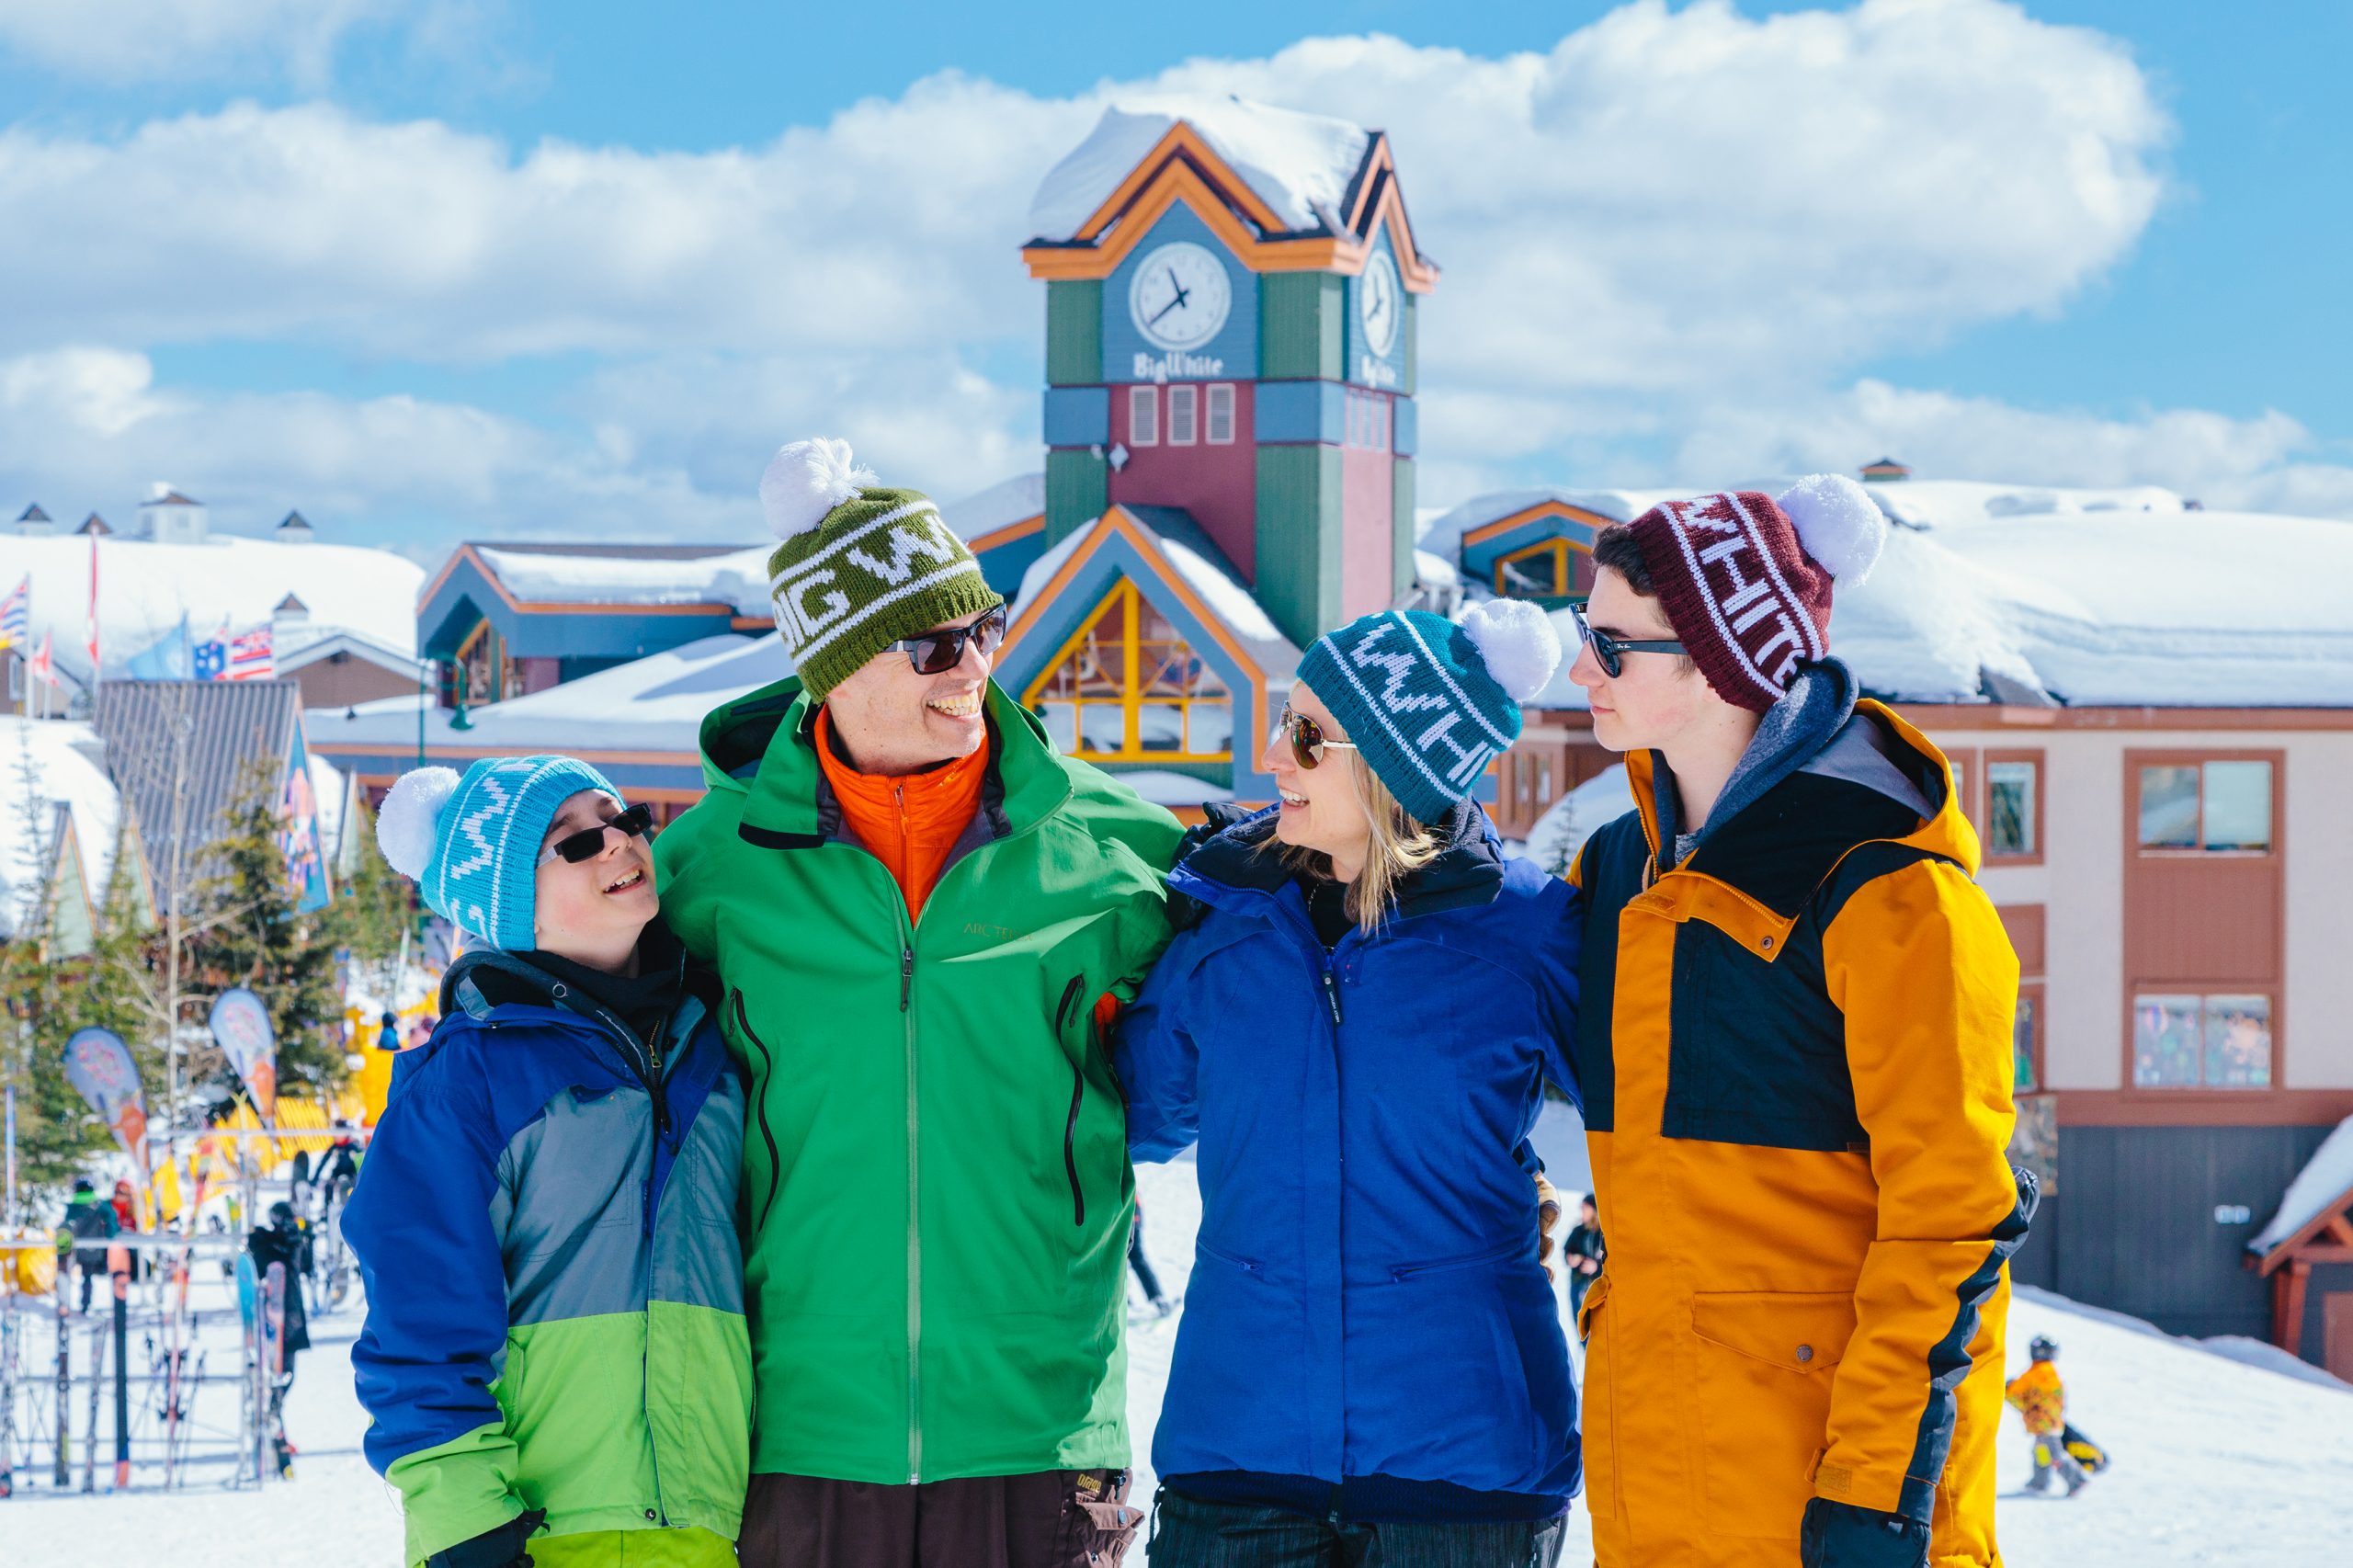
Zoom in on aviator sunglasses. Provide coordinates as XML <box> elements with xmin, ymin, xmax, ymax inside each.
<box><xmin>538</xmin><ymin>801</ymin><xmax>655</xmax><ymax>867</ymax></box>
<box><xmin>884</xmin><ymin>605</ymin><xmax>1009</xmax><ymax>675</ymax></box>
<box><xmin>1277</xmin><ymin>706</ymin><xmax>1360</xmax><ymax>770</ymax></box>
<box><xmin>1570</xmin><ymin>601</ymin><xmax>1686</xmax><ymax>679</ymax></box>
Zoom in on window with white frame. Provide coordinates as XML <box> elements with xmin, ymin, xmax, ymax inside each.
<box><xmin>1129</xmin><ymin>386</ymin><xmax>1158</xmax><ymax>447</ymax></box>
<box><xmin>1168</xmin><ymin>384</ymin><xmax>1198</xmax><ymax>446</ymax></box>
<box><xmin>1206</xmin><ymin>383</ymin><xmax>1235</xmax><ymax>444</ymax></box>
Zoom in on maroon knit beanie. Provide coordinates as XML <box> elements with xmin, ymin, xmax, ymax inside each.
<box><xmin>1621</xmin><ymin>474</ymin><xmax>1888</xmax><ymax>711</ymax></box>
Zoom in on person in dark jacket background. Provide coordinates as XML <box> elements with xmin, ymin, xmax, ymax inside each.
<box><xmin>247</xmin><ymin>1199</ymin><xmax>313</xmax><ymax>1369</ymax></box>
<box><xmin>61</xmin><ymin>1176</ymin><xmax>119</xmax><ymax>1312</ymax></box>
<box><xmin>1118</xmin><ymin>600</ymin><xmax>1580</xmax><ymax>1568</ymax></box>
<box><xmin>1563</xmin><ymin>1195</ymin><xmax>1605</xmax><ymax>1319</ymax></box>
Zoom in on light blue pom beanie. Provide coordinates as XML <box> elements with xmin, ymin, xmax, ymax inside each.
<box><xmin>374</xmin><ymin>756</ymin><xmax>621</xmax><ymax>949</ymax></box>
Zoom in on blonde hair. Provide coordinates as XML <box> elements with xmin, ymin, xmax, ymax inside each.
<box><xmin>1273</xmin><ymin>747</ymin><xmax>1446</xmax><ymax>936</ymax></box>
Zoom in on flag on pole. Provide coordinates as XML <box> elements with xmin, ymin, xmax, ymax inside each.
<box><xmin>125</xmin><ymin>613</ymin><xmax>194</xmax><ymax>681</ymax></box>
<box><xmin>84</xmin><ymin>533</ymin><xmax>100</xmax><ymax>676</ymax></box>
<box><xmin>0</xmin><ymin>574</ymin><xmax>27</xmax><ymax>650</ymax></box>
<box><xmin>28</xmin><ymin>628</ymin><xmax>58</xmax><ymax>687</ymax></box>
<box><xmin>193</xmin><ymin>620</ymin><xmax>231</xmax><ymax>680</ymax></box>
<box><xmin>226</xmin><ymin>623</ymin><xmax>274</xmax><ymax>680</ymax></box>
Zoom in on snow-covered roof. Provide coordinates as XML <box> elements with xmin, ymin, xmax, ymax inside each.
<box><xmin>2249</xmin><ymin>1117</ymin><xmax>2353</xmax><ymax>1259</ymax></box>
<box><xmin>471</xmin><ymin>543</ymin><xmax>770</xmax><ymax>612</ymax></box>
<box><xmin>4</xmin><ymin>532</ymin><xmax>423</xmax><ymax>687</ymax></box>
<box><xmin>316</xmin><ymin>632</ymin><xmax>794</xmax><ymax>756</ymax></box>
<box><xmin>0</xmin><ymin>717</ymin><xmax>120</xmax><ymax>937</ymax></box>
<box><xmin>1029</xmin><ymin>97</ymin><xmax>1373</xmax><ymax>241</ymax></box>
<box><xmin>941</xmin><ymin>473</ymin><xmax>1044</xmax><ymax>543</ymax></box>
<box><xmin>276</xmin><ymin>627</ymin><xmax>428</xmax><ymax>680</ymax></box>
<box><xmin>1416</xmin><ymin>487</ymin><xmax>1673</xmax><ymax>566</ymax></box>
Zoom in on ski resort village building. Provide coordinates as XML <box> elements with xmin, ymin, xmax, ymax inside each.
<box><xmin>15</xmin><ymin>99</ymin><xmax>2349</xmax><ymax>1378</ymax></box>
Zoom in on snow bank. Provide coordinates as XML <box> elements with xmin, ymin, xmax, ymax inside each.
<box><xmin>1515</xmin><ymin>762</ymin><xmax>1633</xmax><ymax>876</ymax></box>
<box><xmin>1029</xmin><ymin>97</ymin><xmax>1370</xmax><ymax>240</ymax></box>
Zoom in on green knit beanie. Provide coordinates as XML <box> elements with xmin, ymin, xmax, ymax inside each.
<box><xmin>759</xmin><ymin>437</ymin><xmax>1004</xmax><ymax>699</ymax></box>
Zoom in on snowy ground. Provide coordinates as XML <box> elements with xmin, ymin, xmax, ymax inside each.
<box><xmin>6</xmin><ymin>1152</ymin><xmax>2349</xmax><ymax>1566</ymax></box>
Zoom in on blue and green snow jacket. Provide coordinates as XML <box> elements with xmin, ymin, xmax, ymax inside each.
<box><xmin>1114</xmin><ymin>805</ymin><xmax>1584</xmax><ymax>1510</ymax></box>
<box><xmin>345</xmin><ymin>931</ymin><xmax>751</xmax><ymax>1566</ymax></box>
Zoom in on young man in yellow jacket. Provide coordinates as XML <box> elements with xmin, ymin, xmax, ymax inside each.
<box><xmin>1563</xmin><ymin>475</ymin><xmax>2037</xmax><ymax>1568</ymax></box>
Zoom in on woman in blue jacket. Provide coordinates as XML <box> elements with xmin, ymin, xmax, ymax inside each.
<box><xmin>1117</xmin><ymin>601</ymin><xmax>1583</xmax><ymax>1568</ymax></box>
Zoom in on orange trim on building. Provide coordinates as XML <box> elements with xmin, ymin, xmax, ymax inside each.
<box><xmin>967</xmin><ymin>514</ymin><xmax>1046</xmax><ymax>554</ymax></box>
<box><xmin>1000</xmin><ymin>506</ymin><xmax>1266</xmax><ymax>694</ymax></box>
<box><xmin>1461</xmin><ymin>501</ymin><xmax>1624</xmax><ymax>551</ymax></box>
<box><xmin>417</xmin><ymin>541</ymin><xmax>746</xmax><ymax>619</ymax></box>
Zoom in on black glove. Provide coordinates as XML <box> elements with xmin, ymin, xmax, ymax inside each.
<box><xmin>1166</xmin><ymin>802</ymin><xmax>1253</xmax><ymax>932</ymax></box>
<box><xmin>426</xmin><ymin>1508</ymin><xmax>548</xmax><ymax>1568</ymax></box>
<box><xmin>1799</xmin><ymin>1498</ymin><xmax>1929</xmax><ymax>1568</ymax></box>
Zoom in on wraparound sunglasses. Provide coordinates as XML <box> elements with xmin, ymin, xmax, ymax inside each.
<box><xmin>1571</xmin><ymin>601</ymin><xmax>1686</xmax><ymax>678</ymax></box>
<box><xmin>538</xmin><ymin>801</ymin><xmax>654</xmax><ymax>866</ymax></box>
<box><xmin>885</xmin><ymin>605</ymin><xmax>1009</xmax><ymax>675</ymax></box>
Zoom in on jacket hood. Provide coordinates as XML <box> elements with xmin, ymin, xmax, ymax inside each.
<box><xmin>1171</xmin><ymin>798</ymin><xmax>1508</xmax><ymax>928</ymax></box>
<box><xmin>439</xmin><ymin>915</ymin><xmax>711</xmax><ymax>1033</ymax></box>
<box><xmin>692</xmin><ymin>676</ymin><xmax>1074</xmax><ymax>846</ymax></box>
<box><xmin>1625</xmin><ymin>690</ymin><xmax>1979</xmax><ymax>885</ymax></box>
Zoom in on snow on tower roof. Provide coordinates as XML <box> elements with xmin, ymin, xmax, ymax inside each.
<box><xmin>2248</xmin><ymin>1117</ymin><xmax>2353</xmax><ymax>1260</ymax></box>
<box><xmin>1029</xmin><ymin>97</ymin><xmax>1374</xmax><ymax>241</ymax></box>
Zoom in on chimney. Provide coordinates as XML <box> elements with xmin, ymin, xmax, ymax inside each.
<box><xmin>1859</xmin><ymin>457</ymin><xmax>1912</xmax><ymax>483</ymax></box>
<box><xmin>276</xmin><ymin>509</ymin><xmax>314</xmax><ymax>544</ymax></box>
<box><xmin>137</xmin><ymin>483</ymin><xmax>209</xmax><ymax>544</ymax></box>
<box><xmin>14</xmin><ymin>503</ymin><xmax>53</xmax><ymax>537</ymax></box>
<box><xmin>76</xmin><ymin>512</ymin><xmax>112</xmax><ymax>537</ymax></box>
<box><xmin>273</xmin><ymin>593</ymin><xmax>312</xmax><ymax>648</ymax></box>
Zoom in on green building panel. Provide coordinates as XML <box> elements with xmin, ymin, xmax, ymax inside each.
<box><xmin>1255</xmin><ymin>444</ymin><xmax>1346</xmax><ymax>648</ymax></box>
<box><xmin>1046</xmin><ymin>280</ymin><xmax>1103</xmax><ymax>388</ymax></box>
<box><xmin>1259</xmin><ymin>272</ymin><xmax>1344</xmax><ymax>381</ymax></box>
<box><xmin>1044</xmin><ymin>449</ymin><xmax>1108</xmax><ymax>545</ymax></box>
<box><xmin>1392</xmin><ymin>457</ymin><xmax>1417</xmax><ymax>599</ymax></box>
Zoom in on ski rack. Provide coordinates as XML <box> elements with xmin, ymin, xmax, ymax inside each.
<box><xmin>0</xmin><ymin>1220</ymin><xmax>312</xmax><ymax>1495</ymax></box>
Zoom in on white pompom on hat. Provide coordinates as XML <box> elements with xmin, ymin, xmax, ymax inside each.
<box><xmin>1777</xmin><ymin>472</ymin><xmax>1887</xmax><ymax>585</ymax></box>
<box><xmin>1459</xmin><ymin>597</ymin><xmax>1564</xmax><ymax>704</ymax></box>
<box><xmin>759</xmin><ymin>437</ymin><xmax>879</xmax><ymax>540</ymax></box>
<box><xmin>376</xmin><ymin>766</ymin><xmax>460</xmax><ymax>881</ymax></box>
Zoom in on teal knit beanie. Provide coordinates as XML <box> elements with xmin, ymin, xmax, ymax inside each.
<box><xmin>374</xmin><ymin>756</ymin><xmax>621</xmax><ymax>949</ymax></box>
<box><xmin>1297</xmin><ymin>601</ymin><xmax>1563</xmax><ymax>826</ymax></box>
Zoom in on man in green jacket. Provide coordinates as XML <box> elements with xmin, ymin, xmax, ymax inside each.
<box><xmin>656</xmin><ymin>439</ymin><xmax>1182</xmax><ymax>1568</ymax></box>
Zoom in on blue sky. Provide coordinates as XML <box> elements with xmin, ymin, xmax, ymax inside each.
<box><xmin>0</xmin><ymin>0</ymin><xmax>2346</xmax><ymax>554</ymax></box>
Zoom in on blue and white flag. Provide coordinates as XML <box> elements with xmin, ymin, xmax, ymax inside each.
<box><xmin>0</xmin><ymin>574</ymin><xmax>27</xmax><ymax>651</ymax></box>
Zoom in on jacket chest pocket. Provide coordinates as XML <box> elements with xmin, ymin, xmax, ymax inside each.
<box><xmin>1688</xmin><ymin>1290</ymin><xmax>1856</xmax><ymax>1540</ymax></box>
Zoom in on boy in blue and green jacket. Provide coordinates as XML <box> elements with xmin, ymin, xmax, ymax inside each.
<box><xmin>345</xmin><ymin>756</ymin><xmax>751</xmax><ymax>1568</ymax></box>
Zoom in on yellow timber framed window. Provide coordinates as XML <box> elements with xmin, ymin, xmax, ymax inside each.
<box><xmin>1494</xmin><ymin>538</ymin><xmax>1592</xmax><ymax>601</ymax></box>
<box><xmin>444</xmin><ymin>619</ymin><xmax>516</xmax><ymax>708</ymax></box>
<box><xmin>1023</xmin><ymin>580</ymin><xmax>1233</xmax><ymax>763</ymax></box>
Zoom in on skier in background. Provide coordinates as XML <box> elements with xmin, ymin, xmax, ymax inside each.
<box><xmin>2006</xmin><ymin>1335</ymin><xmax>2087</xmax><ymax>1496</ymax></box>
<box><xmin>249</xmin><ymin>1199</ymin><xmax>314</xmax><ymax>1476</ymax></box>
<box><xmin>60</xmin><ymin>1176</ymin><xmax>119</xmax><ymax>1312</ymax></box>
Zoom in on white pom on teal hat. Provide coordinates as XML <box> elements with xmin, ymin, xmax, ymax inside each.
<box><xmin>379</xmin><ymin>756</ymin><xmax>620</xmax><ymax>949</ymax></box>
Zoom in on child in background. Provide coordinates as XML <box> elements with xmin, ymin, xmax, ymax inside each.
<box><xmin>2006</xmin><ymin>1335</ymin><xmax>2089</xmax><ymax>1496</ymax></box>
<box><xmin>345</xmin><ymin>758</ymin><xmax>751</xmax><ymax>1568</ymax></box>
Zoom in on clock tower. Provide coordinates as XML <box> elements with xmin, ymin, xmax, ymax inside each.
<box><xmin>1020</xmin><ymin>99</ymin><xmax>1438</xmax><ymax>651</ymax></box>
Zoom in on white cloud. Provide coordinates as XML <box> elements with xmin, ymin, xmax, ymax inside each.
<box><xmin>0</xmin><ymin>0</ymin><xmax>475</xmax><ymax>87</ymax></box>
<box><xmin>1672</xmin><ymin>379</ymin><xmax>2353</xmax><ymax>518</ymax></box>
<box><xmin>2</xmin><ymin>0</ymin><xmax>2344</xmax><ymax>550</ymax></box>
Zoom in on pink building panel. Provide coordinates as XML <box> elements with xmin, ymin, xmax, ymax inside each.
<box><xmin>1340</xmin><ymin>446</ymin><xmax>1396</xmax><ymax>620</ymax></box>
<box><xmin>1110</xmin><ymin>381</ymin><xmax>1259</xmax><ymax>580</ymax></box>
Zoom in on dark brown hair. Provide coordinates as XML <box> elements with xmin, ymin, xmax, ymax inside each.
<box><xmin>1588</xmin><ymin>525</ymin><xmax>1697</xmax><ymax>674</ymax></box>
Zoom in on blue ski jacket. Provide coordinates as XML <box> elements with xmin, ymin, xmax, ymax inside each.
<box><xmin>344</xmin><ymin>939</ymin><xmax>751</xmax><ymax>1566</ymax></box>
<box><xmin>1114</xmin><ymin>806</ymin><xmax>1584</xmax><ymax>1506</ymax></box>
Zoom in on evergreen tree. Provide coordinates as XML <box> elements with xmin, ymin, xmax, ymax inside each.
<box><xmin>185</xmin><ymin>756</ymin><xmax>348</xmax><ymax>1103</ymax></box>
<box><xmin>334</xmin><ymin>798</ymin><xmax>415</xmax><ymax>1008</ymax></box>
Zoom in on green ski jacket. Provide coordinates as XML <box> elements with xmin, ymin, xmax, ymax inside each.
<box><xmin>655</xmin><ymin>678</ymin><xmax>1182</xmax><ymax>1484</ymax></box>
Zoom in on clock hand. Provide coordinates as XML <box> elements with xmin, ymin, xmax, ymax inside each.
<box><xmin>1165</xmin><ymin>267</ymin><xmax>1190</xmax><ymax>310</ymax></box>
<box><xmin>1145</xmin><ymin>293</ymin><xmax>1187</xmax><ymax>327</ymax></box>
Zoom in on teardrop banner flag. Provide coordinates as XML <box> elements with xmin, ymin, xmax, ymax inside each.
<box><xmin>208</xmin><ymin>989</ymin><xmax>278</xmax><ymax>1120</ymax></box>
<box><xmin>63</xmin><ymin>1028</ymin><xmax>150</xmax><ymax>1174</ymax></box>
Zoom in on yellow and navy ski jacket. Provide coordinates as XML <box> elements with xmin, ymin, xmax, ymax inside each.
<box><xmin>1570</xmin><ymin>698</ymin><xmax>2034</xmax><ymax>1568</ymax></box>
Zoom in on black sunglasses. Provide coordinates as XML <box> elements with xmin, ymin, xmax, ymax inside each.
<box><xmin>1276</xmin><ymin>706</ymin><xmax>1361</xmax><ymax>770</ymax></box>
<box><xmin>885</xmin><ymin>605</ymin><xmax>1008</xmax><ymax>675</ymax></box>
<box><xmin>1571</xmin><ymin>601</ymin><xmax>1686</xmax><ymax>679</ymax></box>
<box><xmin>539</xmin><ymin>801</ymin><xmax>654</xmax><ymax>867</ymax></box>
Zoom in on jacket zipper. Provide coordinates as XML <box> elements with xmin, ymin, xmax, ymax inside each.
<box><xmin>1056</xmin><ymin>976</ymin><xmax>1087</xmax><ymax>1228</ymax></box>
<box><xmin>900</xmin><ymin>915</ymin><xmax>922</xmax><ymax>1484</ymax></box>
<box><xmin>731</xmin><ymin>991</ymin><xmax>785</xmax><ymax>1232</ymax></box>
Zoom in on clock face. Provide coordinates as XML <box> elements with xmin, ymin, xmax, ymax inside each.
<box><xmin>1129</xmin><ymin>242</ymin><xmax>1233</xmax><ymax>352</ymax></box>
<box><xmin>1358</xmin><ymin>252</ymin><xmax>1402</xmax><ymax>358</ymax></box>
